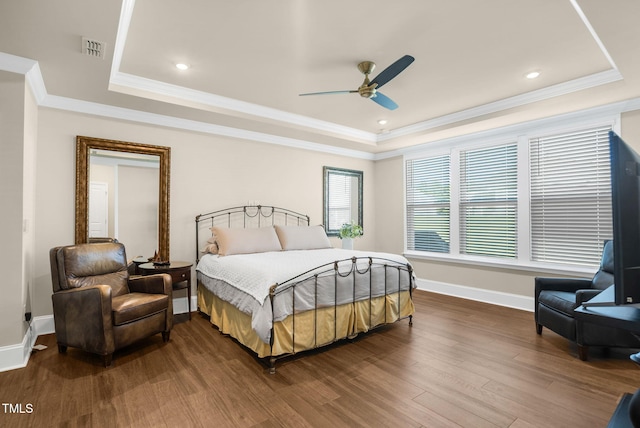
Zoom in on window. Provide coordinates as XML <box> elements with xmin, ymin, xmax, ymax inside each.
<box><xmin>405</xmin><ymin>120</ymin><xmax>615</xmax><ymax>270</ymax></box>
<box><xmin>530</xmin><ymin>125</ymin><xmax>613</xmax><ymax>266</ymax></box>
<box><xmin>406</xmin><ymin>155</ymin><xmax>450</xmax><ymax>253</ymax></box>
<box><xmin>460</xmin><ymin>143</ymin><xmax>517</xmax><ymax>258</ymax></box>
<box><xmin>323</xmin><ymin>167</ymin><xmax>363</xmax><ymax>236</ymax></box>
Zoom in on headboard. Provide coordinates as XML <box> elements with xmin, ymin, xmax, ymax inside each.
<box><xmin>195</xmin><ymin>205</ymin><xmax>310</xmax><ymax>263</ymax></box>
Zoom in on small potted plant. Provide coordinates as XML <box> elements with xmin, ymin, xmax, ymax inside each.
<box><xmin>339</xmin><ymin>221</ymin><xmax>363</xmax><ymax>250</ymax></box>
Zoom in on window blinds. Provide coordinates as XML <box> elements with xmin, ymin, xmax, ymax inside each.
<box><xmin>459</xmin><ymin>143</ymin><xmax>518</xmax><ymax>258</ymax></box>
<box><xmin>327</xmin><ymin>173</ymin><xmax>352</xmax><ymax>230</ymax></box>
<box><xmin>406</xmin><ymin>155</ymin><xmax>450</xmax><ymax>253</ymax></box>
<box><xmin>529</xmin><ymin>125</ymin><xmax>613</xmax><ymax>266</ymax></box>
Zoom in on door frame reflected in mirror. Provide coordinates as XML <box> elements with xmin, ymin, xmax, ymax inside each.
<box><xmin>75</xmin><ymin>136</ymin><xmax>171</xmax><ymax>261</ymax></box>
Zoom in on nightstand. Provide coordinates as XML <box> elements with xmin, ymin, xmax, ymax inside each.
<box><xmin>138</xmin><ymin>261</ymin><xmax>193</xmax><ymax>319</ymax></box>
<box><xmin>130</xmin><ymin>256</ymin><xmax>149</xmax><ymax>275</ymax></box>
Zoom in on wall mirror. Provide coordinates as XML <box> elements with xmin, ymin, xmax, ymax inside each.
<box><xmin>323</xmin><ymin>166</ymin><xmax>363</xmax><ymax>236</ymax></box>
<box><xmin>75</xmin><ymin>136</ymin><xmax>171</xmax><ymax>261</ymax></box>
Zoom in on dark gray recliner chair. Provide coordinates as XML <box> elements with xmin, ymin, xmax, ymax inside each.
<box><xmin>535</xmin><ymin>240</ymin><xmax>640</xmax><ymax>360</ymax></box>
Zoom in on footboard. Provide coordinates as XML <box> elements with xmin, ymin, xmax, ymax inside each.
<box><xmin>267</xmin><ymin>256</ymin><xmax>414</xmax><ymax>373</ymax></box>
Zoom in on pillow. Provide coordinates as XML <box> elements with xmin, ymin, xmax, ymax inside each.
<box><xmin>201</xmin><ymin>243</ymin><xmax>219</xmax><ymax>255</ymax></box>
<box><xmin>274</xmin><ymin>225</ymin><xmax>332</xmax><ymax>251</ymax></box>
<box><xmin>210</xmin><ymin>226</ymin><xmax>282</xmax><ymax>256</ymax></box>
<box><xmin>200</xmin><ymin>236</ymin><xmax>219</xmax><ymax>255</ymax></box>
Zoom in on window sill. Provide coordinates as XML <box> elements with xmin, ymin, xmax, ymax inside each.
<box><xmin>403</xmin><ymin>250</ymin><xmax>597</xmax><ymax>277</ymax></box>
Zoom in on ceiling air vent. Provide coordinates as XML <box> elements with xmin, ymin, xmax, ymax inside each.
<box><xmin>81</xmin><ymin>37</ymin><xmax>106</xmax><ymax>59</ymax></box>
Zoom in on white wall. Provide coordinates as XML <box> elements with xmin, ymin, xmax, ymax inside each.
<box><xmin>117</xmin><ymin>165</ymin><xmax>158</xmax><ymax>258</ymax></box>
<box><xmin>0</xmin><ymin>71</ymin><xmax>37</xmax><ymax>348</ymax></box>
<box><xmin>0</xmin><ymin>71</ymin><xmax>25</xmax><ymax>347</ymax></box>
<box><xmin>0</xmin><ymin>80</ymin><xmax>632</xmax><ymax>374</ymax></box>
<box><xmin>32</xmin><ymin>108</ymin><xmax>376</xmax><ymax>318</ymax></box>
<box><xmin>31</xmin><ymin>107</ymin><xmax>640</xmax><ymax>321</ymax></box>
<box><xmin>22</xmin><ymin>73</ymin><xmax>38</xmax><ymax>337</ymax></box>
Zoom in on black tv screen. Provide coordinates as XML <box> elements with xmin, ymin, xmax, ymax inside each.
<box><xmin>610</xmin><ymin>131</ymin><xmax>640</xmax><ymax>304</ymax></box>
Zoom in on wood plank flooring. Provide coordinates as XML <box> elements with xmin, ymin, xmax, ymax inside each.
<box><xmin>1</xmin><ymin>290</ymin><xmax>639</xmax><ymax>427</ymax></box>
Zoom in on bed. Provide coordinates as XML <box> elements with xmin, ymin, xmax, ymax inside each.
<box><xmin>195</xmin><ymin>205</ymin><xmax>415</xmax><ymax>373</ymax></box>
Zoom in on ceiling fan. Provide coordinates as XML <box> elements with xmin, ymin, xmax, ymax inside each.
<box><xmin>299</xmin><ymin>55</ymin><xmax>414</xmax><ymax>110</ymax></box>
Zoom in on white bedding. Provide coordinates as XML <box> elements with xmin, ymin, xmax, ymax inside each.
<box><xmin>196</xmin><ymin>248</ymin><xmax>413</xmax><ymax>343</ymax></box>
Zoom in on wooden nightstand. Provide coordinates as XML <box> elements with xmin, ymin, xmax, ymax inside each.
<box><xmin>138</xmin><ymin>261</ymin><xmax>193</xmax><ymax>320</ymax></box>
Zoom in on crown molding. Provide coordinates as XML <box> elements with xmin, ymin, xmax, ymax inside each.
<box><xmin>3</xmin><ymin>49</ymin><xmax>638</xmax><ymax>163</ymax></box>
<box><xmin>108</xmin><ymin>0</ymin><xmax>627</xmax><ymax>148</ymax></box>
<box><xmin>0</xmin><ymin>51</ymin><xmax>38</xmax><ymax>74</ymax></box>
<box><xmin>3</xmin><ymin>0</ymin><xmax>629</xmax><ymax>158</ymax></box>
<box><xmin>107</xmin><ymin>64</ymin><xmax>624</xmax><ymax>151</ymax></box>
<box><xmin>0</xmin><ymin>50</ymin><xmax>375</xmax><ymax>160</ymax></box>
<box><xmin>375</xmin><ymin>97</ymin><xmax>640</xmax><ymax>160</ymax></box>
<box><xmin>0</xmin><ymin>52</ymin><xmax>47</xmax><ymax>103</ymax></box>
<box><xmin>110</xmin><ymin>0</ymin><xmax>135</xmax><ymax>79</ymax></box>
<box><xmin>109</xmin><ymin>43</ymin><xmax>623</xmax><ymax>149</ymax></box>
<box><xmin>111</xmin><ymin>0</ymin><xmax>376</xmax><ymax>146</ymax></box>
<box><xmin>569</xmin><ymin>0</ymin><xmax>618</xmax><ymax>70</ymax></box>
<box><xmin>25</xmin><ymin>62</ymin><xmax>47</xmax><ymax>104</ymax></box>
<box><xmin>108</xmin><ymin>71</ymin><xmax>378</xmax><ymax>144</ymax></box>
<box><xmin>377</xmin><ymin>68</ymin><xmax>623</xmax><ymax>143</ymax></box>
<box><xmin>40</xmin><ymin>94</ymin><xmax>376</xmax><ymax>160</ymax></box>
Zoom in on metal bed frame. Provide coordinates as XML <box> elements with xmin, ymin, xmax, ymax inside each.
<box><xmin>195</xmin><ymin>205</ymin><xmax>310</xmax><ymax>264</ymax></box>
<box><xmin>195</xmin><ymin>205</ymin><xmax>414</xmax><ymax>373</ymax></box>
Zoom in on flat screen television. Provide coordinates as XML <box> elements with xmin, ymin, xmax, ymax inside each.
<box><xmin>610</xmin><ymin>131</ymin><xmax>640</xmax><ymax>305</ymax></box>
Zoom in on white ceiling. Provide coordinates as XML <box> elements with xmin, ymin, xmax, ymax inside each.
<box><xmin>2</xmin><ymin>0</ymin><xmax>640</xmax><ymax>155</ymax></box>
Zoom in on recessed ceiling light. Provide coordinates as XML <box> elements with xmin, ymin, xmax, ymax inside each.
<box><xmin>378</xmin><ymin>119</ymin><xmax>388</xmax><ymax>125</ymax></box>
<box><xmin>175</xmin><ymin>63</ymin><xmax>190</xmax><ymax>70</ymax></box>
<box><xmin>526</xmin><ymin>71</ymin><xmax>541</xmax><ymax>79</ymax></box>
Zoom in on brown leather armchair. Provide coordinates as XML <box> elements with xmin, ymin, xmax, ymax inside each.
<box><xmin>50</xmin><ymin>242</ymin><xmax>173</xmax><ymax>366</ymax></box>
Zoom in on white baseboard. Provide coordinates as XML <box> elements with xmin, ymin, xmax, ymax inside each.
<box><xmin>0</xmin><ymin>296</ymin><xmax>196</xmax><ymax>373</ymax></box>
<box><xmin>415</xmin><ymin>277</ymin><xmax>535</xmax><ymax>312</ymax></box>
<box><xmin>33</xmin><ymin>314</ymin><xmax>55</xmax><ymax>336</ymax></box>
<box><xmin>0</xmin><ymin>322</ymin><xmax>37</xmax><ymax>373</ymax></box>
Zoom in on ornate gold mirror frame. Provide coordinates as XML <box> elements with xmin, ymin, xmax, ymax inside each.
<box><xmin>75</xmin><ymin>136</ymin><xmax>171</xmax><ymax>261</ymax></box>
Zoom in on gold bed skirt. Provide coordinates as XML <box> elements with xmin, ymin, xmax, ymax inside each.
<box><xmin>197</xmin><ymin>285</ymin><xmax>415</xmax><ymax>358</ymax></box>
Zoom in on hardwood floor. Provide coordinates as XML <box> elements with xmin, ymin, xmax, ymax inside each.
<box><xmin>1</xmin><ymin>290</ymin><xmax>639</xmax><ymax>427</ymax></box>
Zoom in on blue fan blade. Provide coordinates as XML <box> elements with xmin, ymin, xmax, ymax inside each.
<box><xmin>371</xmin><ymin>92</ymin><xmax>398</xmax><ymax>110</ymax></box>
<box><xmin>370</xmin><ymin>55</ymin><xmax>414</xmax><ymax>89</ymax></box>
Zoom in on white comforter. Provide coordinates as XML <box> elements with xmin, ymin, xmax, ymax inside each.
<box><xmin>196</xmin><ymin>248</ymin><xmax>413</xmax><ymax>343</ymax></box>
